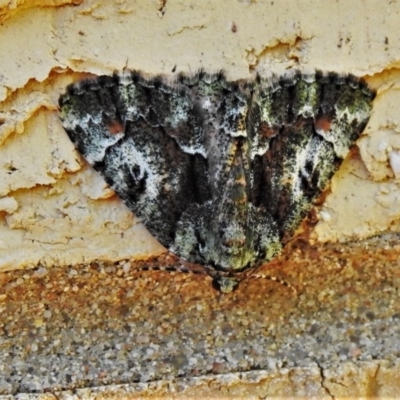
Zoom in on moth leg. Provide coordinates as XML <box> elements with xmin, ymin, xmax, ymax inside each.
<box><xmin>136</xmin><ymin>264</ymin><xmax>208</xmax><ymax>276</ymax></box>
<box><xmin>247</xmin><ymin>274</ymin><xmax>297</xmax><ymax>294</ymax></box>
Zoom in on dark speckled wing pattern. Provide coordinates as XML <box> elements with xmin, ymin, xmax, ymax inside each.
<box><xmin>59</xmin><ymin>70</ymin><xmax>374</xmax><ymax>292</ymax></box>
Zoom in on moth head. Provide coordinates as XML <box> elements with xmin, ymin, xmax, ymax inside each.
<box><xmin>213</xmin><ymin>276</ymin><xmax>240</xmax><ymax>293</ymax></box>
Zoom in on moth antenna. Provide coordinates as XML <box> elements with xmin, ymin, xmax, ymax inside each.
<box><xmin>249</xmin><ymin>274</ymin><xmax>297</xmax><ymax>294</ymax></box>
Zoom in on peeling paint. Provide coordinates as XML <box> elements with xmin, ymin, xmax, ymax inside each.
<box><xmin>1</xmin><ymin>1</ymin><xmax>400</xmax><ymax>270</ymax></box>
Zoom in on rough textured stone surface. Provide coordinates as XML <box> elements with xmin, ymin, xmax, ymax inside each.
<box><xmin>0</xmin><ymin>234</ymin><xmax>400</xmax><ymax>397</ymax></box>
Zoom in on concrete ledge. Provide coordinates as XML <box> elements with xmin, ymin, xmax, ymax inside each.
<box><xmin>0</xmin><ymin>234</ymin><xmax>399</xmax><ymax>398</ymax></box>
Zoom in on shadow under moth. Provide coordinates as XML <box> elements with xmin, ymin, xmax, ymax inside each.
<box><xmin>59</xmin><ymin>70</ymin><xmax>375</xmax><ymax>292</ymax></box>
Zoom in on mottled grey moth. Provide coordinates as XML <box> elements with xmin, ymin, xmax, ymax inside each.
<box><xmin>59</xmin><ymin>70</ymin><xmax>375</xmax><ymax>292</ymax></box>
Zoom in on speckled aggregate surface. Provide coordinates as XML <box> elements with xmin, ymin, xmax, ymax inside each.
<box><xmin>1</xmin><ymin>233</ymin><xmax>400</xmax><ymax>398</ymax></box>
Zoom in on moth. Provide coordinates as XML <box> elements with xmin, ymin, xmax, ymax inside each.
<box><xmin>59</xmin><ymin>70</ymin><xmax>375</xmax><ymax>292</ymax></box>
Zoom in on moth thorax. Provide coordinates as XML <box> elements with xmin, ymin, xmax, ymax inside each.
<box><xmin>221</xmin><ymin>222</ymin><xmax>246</xmax><ymax>248</ymax></box>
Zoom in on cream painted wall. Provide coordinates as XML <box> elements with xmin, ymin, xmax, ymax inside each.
<box><xmin>0</xmin><ymin>0</ymin><xmax>399</xmax><ymax>270</ymax></box>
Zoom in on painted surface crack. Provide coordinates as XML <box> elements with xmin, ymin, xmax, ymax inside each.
<box><xmin>246</xmin><ymin>35</ymin><xmax>312</xmax><ymax>71</ymax></box>
<box><xmin>167</xmin><ymin>23</ymin><xmax>206</xmax><ymax>36</ymax></box>
<box><xmin>366</xmin><ymin>363</ymin><xmax>381</xmax><ymax>397</ymax></box>
<box><xmin>317</xmin><ymin>363</ymin><xmax>334</xmax><ymax>399</ymax></box>
<box><xmin>157</xmin><ymin>0</ymin><xmax>167</xmax><ymax>17</ymax></box>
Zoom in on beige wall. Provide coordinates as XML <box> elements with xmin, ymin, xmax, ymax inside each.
<box><xmin>1</xmin><ymin>0</ymin><xmax>400</xmax><ymax>270</ymax></box>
